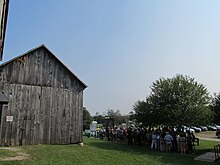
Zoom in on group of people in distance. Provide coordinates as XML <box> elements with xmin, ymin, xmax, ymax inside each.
<box><xmin>149</xmin><ymin>128</ymin><xmax>195</xmax><ymax>154</ymax></box>
<box><xmin>93</xmin><ymin>126</ymin><xmax>197</xmax><ymax>154</ymax></box>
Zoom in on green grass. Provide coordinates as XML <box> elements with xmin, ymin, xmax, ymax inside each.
<box><xmin>0</xmin><ymin>138</ymin><xmax>219</xmax><ymax>165</ymax></box>
<box><xmin>0</xmin><ymin>149</ymin><xmax>17</xmax><ymax>159</ymax></box>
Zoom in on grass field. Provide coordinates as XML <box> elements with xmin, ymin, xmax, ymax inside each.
<box><xmin>0</xmin><ymin>137</ymin><xmax>219</xmax><ymax>165</ymax></box>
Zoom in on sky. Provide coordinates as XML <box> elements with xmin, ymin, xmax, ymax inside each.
<box><xmin>2</xmin><ymin>0</ymin><xmax>220</xmax><ymax>115</ymax></box>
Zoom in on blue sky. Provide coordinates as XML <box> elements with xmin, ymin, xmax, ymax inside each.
<box><xmin>2</xmin><ymin>0</ymin><xmax>220</xmax><ymax>115</ymax></box>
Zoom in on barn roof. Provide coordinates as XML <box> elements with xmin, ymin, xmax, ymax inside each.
<box><xmin>0</xmin><ymin>44</ymin><xmax>87</xmax><ymax>89</ymax></box>
<box><xmin>0</xmin><ymin>91</ymin><xmax>8</xmax><ymax>104</ymax></box>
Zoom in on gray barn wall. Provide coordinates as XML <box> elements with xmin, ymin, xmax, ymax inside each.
<box><xmin>0</xmin><ymin>46</ymin><xmax>85</xmax><ymax>146</ymax></box>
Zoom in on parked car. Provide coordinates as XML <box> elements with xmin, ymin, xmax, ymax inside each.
<box><xmin>198</xmin><ymin>126</ymin><xmax>208</xmax><ymax>131</ymax></box>
<box><xmin>207</xmin><ymin>125</ymin><xmax>217</xmax><ymax>131</ymax></box>
<box><xmin>191</xmin><ymin>126</ymin><xmax>202</xmax><ymax>132</ymax></box>
<box><xmin>182</xmin><ymin>126</ymin><xmax>195</xmax><ymax>133</ymax></box>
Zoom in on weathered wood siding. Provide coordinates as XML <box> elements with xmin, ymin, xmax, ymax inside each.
<box><xmin>0</xmin><ymin>46</ymin><xmax>85</xmax><ymax>146</ymax></box>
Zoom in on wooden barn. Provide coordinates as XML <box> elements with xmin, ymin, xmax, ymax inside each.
<box><xmin>0</xmin><ymin>44</ymin><xmax>87</xmax><ymax>146</ymax></box>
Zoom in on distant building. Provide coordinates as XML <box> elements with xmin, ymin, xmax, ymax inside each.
<box><xmin>0</xmin><ymin>45</ymin><xmax>87</xmax><ymax>146</ymax></box>
<box><xmin>0</xmin><ymin>0</ymin><xmax>9</xmax><ymax>60</ymax></box>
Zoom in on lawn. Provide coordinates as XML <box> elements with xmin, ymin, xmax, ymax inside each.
<box><xmin>0</xmin><ymin>137</ymin><xmax>219</xmax><ymax>165</ymax></box>
<box><xmin>0</xmin><ymin>149</ymin><xmax>17</xmax><ymax>160</ymax></box>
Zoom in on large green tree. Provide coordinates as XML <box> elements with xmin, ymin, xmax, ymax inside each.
<box><xmin>210</xmin><ymin>93</ymin><xmax>220</xmax><ymax>125</ymax></box>
<box><xmin>132</xmin><ymin>100</ymin><xmax>155</xmax><ymax>127</ymax></box>
<box><xmin>83</xmin><ymin>107</ymin><xmax>92</xmax><ymax>131</ymax></box>
<box><xmin>135</xmin><ymin>75</ymin><xmax>212</xmax><ymax>126</ymax></box>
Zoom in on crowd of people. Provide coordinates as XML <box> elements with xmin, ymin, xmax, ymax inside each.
<box><xmin>90</xmin><ymin>126</ymin><xmax>198</xmax><ymax>154</ymax></box>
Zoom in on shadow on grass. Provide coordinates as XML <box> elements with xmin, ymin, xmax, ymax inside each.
<box><xmin>194</xmin><ymin>148</ymin><xmax>215</xmax><ymax>155</ymax></box>
<box><xmin>85</xmin><ymin>138</ymin><xmax>218</xmax><ymax>165</ymax></box>
<box><xmin>88</xmin><ymin>140</ymin><xmax>152</xmax><ymax>154</ymax></box>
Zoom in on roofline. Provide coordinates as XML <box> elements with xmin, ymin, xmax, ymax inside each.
<box><xmin>0</xmin><ymin>44</ymin><xmax>45</xmax><ymax>66</ymax></box>
<box><xmin>0</xmin><ymin>91</ymin><xmax>9</xmax><ymax>104</ymax></box>
<box><xmin>0</xmin><ymin>44</ymin><xmax>88</xmax><ymax>89</ymax></box>
<box><xmin>42</xmin><ymin>45</ymin><xmax>88</xmax><ymax>89</ymax></box>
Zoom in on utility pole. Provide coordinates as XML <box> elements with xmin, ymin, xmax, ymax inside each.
<box><xmin>0</xmin><ymin>0</ymin><xmax>9</xmax><ymax>61</ymax></box>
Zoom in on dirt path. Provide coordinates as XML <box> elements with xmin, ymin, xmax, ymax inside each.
<box><xmin>195</xmin><ymin>131</ymin><xmax>220</xmax><ymax>142</ymax></box>
<box><xmin>0</xmin><ymin>147</ymin><xmax>29</xmax><ymax>161</ymax></box>
<box><xmin>196</xmin><ymin>136</ymin><xmax>220</xmax><ymax>142</ymax></box>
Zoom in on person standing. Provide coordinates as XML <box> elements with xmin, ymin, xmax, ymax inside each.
<box><xmin>186</xmin><ymin>131</ymin><xmax>193</xmax><ymax>153</ymax></box>
<box><xmin>178</xmin><ymin>132</ymin><xmax>186</xmax><ymax>154</ymax></box>
<box><xmin>164</xmin><ymin>132</ymin><xmax>173</xmax><ymax>152</ymax></box>
<box><xmin>151</xmin><ymin>131</ymin><xmax>157</xmax><ymax>149</ymax></box>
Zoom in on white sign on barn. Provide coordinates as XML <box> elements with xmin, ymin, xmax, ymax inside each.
<box><xmin>6</xmin><ymin>116</ymin><xmax>13</xmax><ymax>122</ymax></box>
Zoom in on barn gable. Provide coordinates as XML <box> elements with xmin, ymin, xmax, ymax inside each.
<box><xmin>0</xmin><ymin>44</ymin><xmax>87</xmax><ymax>91</ymax></box>
<box><xmin>0</xmin><ymin>45</ymin><xmax>86</xmax><ymax>146</ymax></box>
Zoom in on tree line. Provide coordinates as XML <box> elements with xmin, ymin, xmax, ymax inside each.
<box><xmin>83</xmin><ymin>74</ymin><xmax>220</xmax><ymax>130</ymax></box>
<box><xmin>83</xmin><ymin>108</ymin><xmax>129</xmax><ymax>130</ymax></box>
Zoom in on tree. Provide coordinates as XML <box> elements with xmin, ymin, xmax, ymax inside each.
<box><xmin>93</xmin><ymin>112</ymin><xmax>105</xmax><ymax>125</ymax></box>
<box><xmin>150</xmin><ymin>75</ymin><xmax>212</xmax><ymax>126</ymax></box>
<box><xmin>106</xmin><ymin>109</ymin><xmax>125</xmax><ymax>125</ymax></box>
<box><xmin>134</xmin><ymin>75</ymin><xmax>212</xmax><ymax>126</ymax></box>
<box><xmin>210</xmin><ymin>93</ymin><xmax>220</xmax><ymax>124</ymax></box>
<box><xmin>133</xmin><ymin>100</ymin><xmax>155</xmax><ymax>127</ymax></box>
<box><xmin>83</xmin><ymin>107</ymin><xmax>92</xmax><ymax>131</ymax></box>
<box><xmin>129</xmin><ymin>111</ymin><xmax>136</xmax><ymax>122</ymax></box>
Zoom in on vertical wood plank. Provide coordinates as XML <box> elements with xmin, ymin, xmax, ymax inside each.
<box><xmin>1</xmin><ymin>105</ymin><xmax>8</xmax><ymax>146</ymax></box>
<box><xmin>50</xmin><ymin>87</ymin><xmax>55</xmax><ymax>144</ymax></box>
